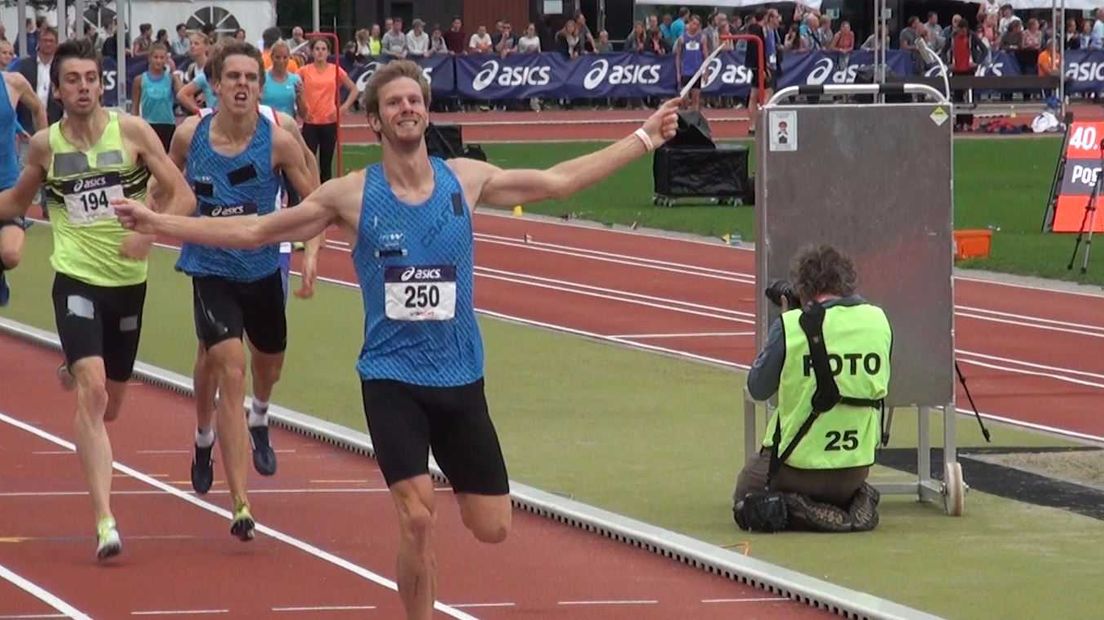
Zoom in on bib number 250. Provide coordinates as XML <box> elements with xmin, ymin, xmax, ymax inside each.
<box><xmin>825</xmin><ymin>430</ymin><xmax>859</xmax><ymax>451</ymax></box>
<box><xmin>404</xmin><ymin>284</ymin><xmax>440</xmax><ymax>308</ymax></box>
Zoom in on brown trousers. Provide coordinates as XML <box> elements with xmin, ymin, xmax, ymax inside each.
<box><xmin>733</xmin><ymin>448</ymin><xmax>870</xmax><ymax>508</ymax></box>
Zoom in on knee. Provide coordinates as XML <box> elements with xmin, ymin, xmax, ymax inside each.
<box><xmin>1</xmin><ymin>247</ymin><xmax>20</xmax><ymax>269</ymax></box>
<box><xmin>256</xmin><ymin>361</ymin><xmax>282</xmax><ymax>386</ymax></box>
<box><xmin>464</xmin><ymin>510</ymin><xmax>511</xmax><ymax>544</ymax></box>
<box><xmin>75</xmin><ymin>383</ymin><xmax>109</xmax><ymax>422</ymax></box>
<box><xmin>397</xmin><ymin>499</ymin><xmax>436</xmax><ymax>545</ymax></box>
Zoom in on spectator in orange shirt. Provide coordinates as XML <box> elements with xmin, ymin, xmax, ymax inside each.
<box><xmin>261</xmin><ymin>26</ymin><xmax>300</xmax><ymax>73</ymax></box>
<box><xmin>297</xmin><ymin>37</ymin><xmax>358</xmax><ymax>183</ymax></box>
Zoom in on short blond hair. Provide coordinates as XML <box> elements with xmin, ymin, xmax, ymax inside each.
<box><xmin>362</xmin><ymin>60</ymin><xmax>431</xmax><ymax>119</ymax></box>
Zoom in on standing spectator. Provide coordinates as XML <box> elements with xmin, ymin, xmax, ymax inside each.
<box><xmin>0</xmin><ymin>41</ymin><xmax>14</xmax><ymax>69</ymax></box>
<box><xmin>368</xmin><ymin>25</ymin><xmax>383</xmax><ymax>55</ymax></box>
<box><xmin>675</xmin><ymin>15</ymin><xmax>709</xmax><ymax>111</ymax></box>
<box><xmin>1064</xmin><ymin>19</ymin><xmax>1080</xmax><ymax>50</ymax></box>
<box><xmin>595</xmin><ymin>30</ymin><xmax>613</xmax><ymax>53</ymax></box>
<box><xmin>444</xmin><ymin>18</ymin><xmax>466</xmax><ymax>54</ymax></box>
<box><xmin>669</xmin><ymin>7</ymin><xmax>689</xmax><ymax>45</ymax></box>
<box><xmin>495</xmin><ymin>22</ymin><xmax>517</xmax><ymax>57</ymax></box>
<box><xmin>262</xmin><ymin>26</ymin><xmax>300</xmax><ymax>72</ymax></box>
<box><xmin>263</xmin><ymin>40</ymin><xmax>305</xmax><ymax>120</ymax></box>
<box><xmin>234</xmin><ymin>28</ymin><xmax>246</xmax><ymax>42</ymax></box>
<box><xmin>575</xmin><ymin>11</ymin><xmax>597</xmax><ymax>52</ymax></box>
<box><xmin>469</xmin><ymin>25</ymin><xmax>492</xmax><ymax>54</ymax></box>
<box><xmin>406</xmin><ymin>19</ymin><xmax>429</xmax><ymax>58</ymax></box>
<box><xmin>746</xmin><ymin>9</ymin><xmax>780</xmax><ymax>135</ymax></box>
<box><xmin>131</xmin><ymin>43</ymin><xmax>182</xmax><ymax>152</ymax></box>
<box><xmin>1079</xmin><ymin>20</ymin><xmax>1093</xmax><ymax>50</ymax></box>
<box><xmin>383</xmin><ymin>18</ymin><xmax>408</xmax><ymax>58</ymax></box>
<box><xmin>900</xmin><ymin>16</ymin><xmax>922</xmax><ymax>50</ymax></box>
<box><xmin>176</xmin><ymin>32</ymin><xmax>215</xmax><ymax>113</ymax></box>
<box><xmin>998</xmin><ymin>4</ymin><xmax>1020</xmax><ymax>36</ymax></box>
<box><xmin>132</xmin><ymin>23</ymin><xmax>152</xmax><ymax>58</ymax></box>
<box><xmin>101</xmin><ymin>19</ymin><xmax>131</xmax><ymax>59</ymax></box>
<box><xmin>626</xmin><ymin>21</ymin><xmax>647</xmax><ymax>52</ymax></box>
<box><xmin>430</xmin><ymin>26</ymin><xmax>448</xmax><ymax>55</ymax></box>
<box><xmin>815</xmin><ymin>15</ymin><xmax>834</xmax><ymax>49</ymax></box>
<box><xmin>978</xmin><ymin>0</ymin><xmax>1000</xmax><ymax>24</ymax></box>
<box><xmin>1092</xmin><ymin>9</ymin><xmax>1104</xmax><ymax>50</ymax></box>
<box><xmin>172</xmin><ymin>23</ymin><xmax>190</xmax><ymax>56</ymax></box>
<box><xmin>298</xmin><ymin>37</ymin><xmax>358</xmax><ymax>184</ymax></box>
<box><xmin>1001</xmin><ymin>20</ymin><xmax>1024</xmax><ymax>50</ymax></box>
<box><xmin>155</xmin><ymin>29</ymin><xmax>170</xmax><ymax>49</ymax></box>
<box><xmin>647</xmin><ymin>25</ymin><xmax>669</xmax><ymax>55</ymax></box>
<box><xmin>556</xmin><ymin>19</ymin><xmax>584</xmax><ymax>59</ymax></box>
<box><xmin>1022</xmin><ymin>19</ymin><xmax>1042</xmax><ymax>49</ymax></box>
<box><xmin>925</xmin><ymin>13</ymin><xmax>945</xmax><ymax>53</ymax></box>
<box><xmin>354</xmin><ymin>28</ymin><xmax>372</xmax><ymax>58</ymax></box>
<box><xmin>659</xmin><ymin>14</ymin><xmax>673</xmax><ymax>42</ymax></box>
<box><xmin>518</xmin><ymin>24</ymin><xmax>541</xmax><ymax>53</ymax></box>
<box><xmin>19</xmin><ymin>18</ymin><xmax>37</xmax><ymax>57</ymax></box>
<box><xmin>14</xmin><ymin>26</ymin><xmax>60</xmax><ymax>128</ymax></box>
<box><xmin>831</xmin><ymin>21</ymin><xmax>855</xmax><ymax>52</ymax></box>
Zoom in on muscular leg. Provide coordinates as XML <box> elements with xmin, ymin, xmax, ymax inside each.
<box><xmin>455</xmin><ymin>494</ymin><xmax>511</xmax><ymax>544</ymax></box>
<box><xmin>248</xmin><ymin>346</ymin><xmax>283</xmax><ymax>406</ymax></box>
<box><xmin>390</xmin><ymin>475</ymin><xmax>438</xmax><ymax>620</ymax></box>
<box><xmin>71</xmin><ymin>357</ymin><xmax>113</xmax><ymax>523</ymax></box>
<box><xmin>104</xmin><ymin>380</ymin><xmax>128</xmax><ymax>423</ymax></box>
<box><xmin>205</xmin><ymin>339</ymin><xmax>250</xmax><ymax>511</ymax></box>
<box><xmin>193</xmin><ymin>343</ymin><xmax>217</xmax><ymax>432</ymax></box>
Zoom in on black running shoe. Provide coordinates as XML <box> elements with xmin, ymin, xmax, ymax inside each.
<box><xmin>191</xmin><ymin>442</ymin><xmax>215</xmax><ymax>494</ymax></box>
<box><xmin>247</xmin><ymin>413</ymin><xmax>277</xmax><ymax>476</ymax></box>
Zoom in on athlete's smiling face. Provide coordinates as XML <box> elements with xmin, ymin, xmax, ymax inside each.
<box><xmin>372</xmin><ymin>77</ymin><xmax>428</xmax><ymax>146</ymax></box>
<box><xmin>215</xmin><ymin>54</ymin><xmax>262</xmax><ymax>113</ymax></box>
<box><xmin>55</xmin><ymin>57</ymin><xmax>102</xmax><ymax>117</ymax></box>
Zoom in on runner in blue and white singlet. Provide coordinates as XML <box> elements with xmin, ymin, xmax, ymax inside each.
<box><xmin>110</xmin><ymin>60</ymin><xmax>682</xmax><ymax>616</ymax></box>
<box><xmin>676</xmin><ymin>15</ymin><xmax>709</xmax><ymax>111</ymax></box>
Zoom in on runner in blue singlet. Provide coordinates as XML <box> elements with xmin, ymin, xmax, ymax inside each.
<box><xmin>0</xmin><ymin>69</ymin><xmax>47</xmax><ymax>305</ymax></box>
<box><xmin>676</xmin><ymin>15</ymin><xmax>710</xmax><ymax>111</ymax></box>
<box><xmin>113</xmin><ymin>60</ymin><xmax>682</xmax><ymax>616</ymax></box>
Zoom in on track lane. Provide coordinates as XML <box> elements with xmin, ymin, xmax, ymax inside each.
<box><xmin>0</xmin><ymin>334</ymin><xmax>827</xmax><ymax>619</ymax></box>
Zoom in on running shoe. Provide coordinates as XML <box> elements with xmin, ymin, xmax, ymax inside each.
<box><xmin>95</xmin><ymin>517</ymin><xmax>122</xmax><ymax>561</ymax></box>
<box><xmin>230</xmin><ymin>503</ymin><xmax>255</xmax><ymax>541</ymax></box>
<box><xmin>247</xmin><ymin>409</ymin><xmax>277</xmax><ymax>477</ymax></box>
<box><xmin>191</xmin><ymin>440</ymin><xmax>215</xmax><ymax>494</ymax></box>
<box><xmin>0</xmin><ymin>271</ymin><xmax>9</xmax><ymax>307</ymax></box>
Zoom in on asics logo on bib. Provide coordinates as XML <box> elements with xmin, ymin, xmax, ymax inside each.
<box><xmin>211</xmin><ymin>205</ymin><xmax>246</xmax><ymax>217</ymax></box>
<box><xmin>803</xmin><ymin>353</ymin><xmax>882</xmax><ymax>377</ymax></box>
<box><xmin>400</xmin><ymin>267</ymin><xmax>442</xmax><ymax>282</ymax></box>
<box><xmin>66</xmin><ymin>174</ymin><xmax>113</xmax><ymax>194</ymax></box>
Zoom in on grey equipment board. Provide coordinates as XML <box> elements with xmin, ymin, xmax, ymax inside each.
<box><xmin>743</xmin><ymin>83</ymin><xmax>966</xmax><ymax>515</ymax></box>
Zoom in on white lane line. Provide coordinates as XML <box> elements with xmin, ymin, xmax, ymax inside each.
<box><xmin>30</xmin><ymin>451</ymin><xmax>70</xmax><ymax>455</ymax></box>
<box><xmin>608</xmin><ymin>331</ymin><xmax>754</xmax><ymax>339</ymax></box>
<box><xmin>135</xmin><ymin>450</ymin><xmax>190</xmax><ymax>455</ymax></box>
<box><xmin>0</xmin><ymin>563</ymin><xmax>91</xmax><ymax>620</ymax></box>
<box><xmin>957</xmin><ymin>305</ymin><xmax>1104</xmax><ymax>333</ymax></box>
<box><xmin>956</xmin><ymin>358</ymin><xmax>1104</xmax><ymax>390</ymax></box>
<box><xmin>271</xmin><ymin>606</ymin><xmax>376</xmax><ymax>612</ymax></box>
<box><xmin>449</xmin><ymin>603</ymin><xmax>516</xmax><ymax>609</ymax></box>
<box><xmin>0</xmin><ymin>614</ymin><xmax>67</xmax><ymax>618</ymax></box>
<box><xmin>557</xmin><ymin>600</ymin><xmax>658</xmax><ymax>606</ymax></box>
<box><xmin>957</xmin><ymin>350</ymin><xmax>1104</xmax><ymax>380</ymax></box>
<box><xmin>702</xmin><ymin>597</ymin><xmax>790</xmax><ymax>603</ymax></box>
<box><xmin>957</xmin><ymin>312</ymin><xmax>1104</xmax><ymax>339</ymax></box>
<box><xmin>309</xmin><ymin>479</ymin><xmax>376</xmax><ymax>484</ymax></box>
<box><xmin>0</xmin><ymin>411</ymin><xmax>478</xmax><ymax>620</ymax></box>
<box><xmin>0</xmin><ymin>488</ymin><xmax>412</xmax><ymax>498</ymax></box>
<box><xmin>955</xmin><ymin>274</ymin><xmax>1104</xmax><ymax>299</ymax></box>
<box><xmin>131</xmin><ymin>610</ymin><xmax>228</xmax><ymax>616</ymax></box>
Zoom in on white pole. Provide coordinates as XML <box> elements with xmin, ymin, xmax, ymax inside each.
<box><xmin>1059</xmin><ymin>0</ymin><xmax>1066</xmax><ymax>119</ymax></box>
<box><xmin>58</xmin><ymin>0</ymin><xmax>68</xmax><ymax>41</ymax></box>
<box><xmin>75</xmin><ymin>0</ymin><xmax>85</xmax><ymax>38</ymax></box>
<box><xmin>17</xmin><ymin>0</ymin><xmax>26</xmax><ymax>57</ymax></box>
<box><xmin>116</xmin><ymin>0</ymin><xmax>127</xmax><ymax>109</ymax></box>
<box><xmin>312</xmin><ymin>0</ymin><xmax>320</xmax><ymax>32</ymax></box>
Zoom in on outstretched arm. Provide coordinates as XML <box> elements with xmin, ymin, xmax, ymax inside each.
<box><xmin>176</xmin><ymin>80</ymin><xmax>203</xmax><ymax>114</ymax></box>
<box><xmin>456</xmin><ymin>98</ymin><xmax>680</xmax><ymax>208</ymax></box>
<box><xmin>113</xmin><ymin>173</ymin><xmax>356</xmax><ymax>249</ymax></box>
<box><xmin>276</xmin><ymin>112</ymin><xmax>324</xmax><ymax>298</ymax></box>
<box><xmin>11</xmin><ymin>74</ymin><xmax>47</xmax><ymax>132</ymax></box>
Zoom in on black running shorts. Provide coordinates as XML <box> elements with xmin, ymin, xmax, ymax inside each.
<box><xmin>191</xmin><ymin>270</ymin><xmax>287</xmax><ymax>354</ymax></box>
<box><xmin>51</xmin><ymin>272</ymin><xmax>147</xmax><ymax>382</ymax></box>
<box><xmin>360</xmin><ymin>378</ymin><xmax>510</xmax><ymax>495</ymax></box>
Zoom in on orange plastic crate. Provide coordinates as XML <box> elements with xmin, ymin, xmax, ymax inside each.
<box><xmin>953</xmin><ymin>229</ymin><xmax>992</xmax><ymax>260</ymax></box>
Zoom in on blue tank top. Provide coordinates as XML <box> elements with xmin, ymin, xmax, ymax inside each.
<box><xmin>193</xmin><ymin>72</ymin><xmax>219</xmax><ymax>110</ymax></box>
<box><xmin>0</xmin><ymin>77</ymin><xmax>19</xmax><ymax>190</ymax></box>
<box><xmin>139</xmin><ymin>71</ymin><xmax>175</xmax><ymax>124</ymax></box>
<box><xmin>176</xmin><ymin>113</ymin><xmax>280</xmax><ymax>281</ymax></box>
<box><xmin>681</xmin><ymin>32</ymin><xmax>706</xmax><ymax>76</ymax></box>
<box><xmin>262</xmin><ymin>72</ymin><xmax>300</xmax><ymax>117</ymax></box>
<box><xmin>352</xmin><ymin>158</ymin><xmax>483</xmax><ymax>387</ymax></box>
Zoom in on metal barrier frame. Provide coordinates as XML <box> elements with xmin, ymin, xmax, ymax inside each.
<box><xmin>747</xmin><ymin>83</ymin><xmax>966</xmax><ymax>516</ymax></box>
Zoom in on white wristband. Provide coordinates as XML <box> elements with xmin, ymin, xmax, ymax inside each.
<box><xmin>633</xmin><ymin>128</ymin><xmax>655</xmax><ymax>152</ymax></box>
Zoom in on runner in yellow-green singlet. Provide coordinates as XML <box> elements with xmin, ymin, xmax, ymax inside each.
<box><xmin>0</xmin><ymin>39</ymin><xmax>194</xmax><ymax>562</ymax></box>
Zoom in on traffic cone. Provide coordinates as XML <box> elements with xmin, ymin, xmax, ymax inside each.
<box><xmin>513</xmin><ymin>205</ymin><xmax>524</xmax><ymax>217</ymax></box>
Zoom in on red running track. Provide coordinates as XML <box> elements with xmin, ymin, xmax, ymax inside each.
<box><xmin>311</xmin><ymin>211</ymin><xmax>1104</xmax><ymax>442</ymax></box>
<box><xmin>0</xmin><ymin>335</ymin><xmax>826</xmax><ymax>619</ymax></box>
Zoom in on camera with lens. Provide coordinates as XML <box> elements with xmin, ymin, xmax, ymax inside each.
<box><xmin>764</xmin><ymin>279</ymin><xmax>801</xmax><ymax>309</ymax></box>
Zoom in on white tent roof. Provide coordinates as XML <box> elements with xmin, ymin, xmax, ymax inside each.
<box><xmin>634</xmin><ymin>0</ymin><xmax>823</xmax><ymax>9</ymax></box>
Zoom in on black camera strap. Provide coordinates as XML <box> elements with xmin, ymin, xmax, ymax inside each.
<box><xmin>767</xmin><ymin>302</ymin><xmax>884</xmax><ymax>481</ymax></box>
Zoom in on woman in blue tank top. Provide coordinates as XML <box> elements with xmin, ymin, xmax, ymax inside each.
<box><xmin>261</xmin><ymin>41</ymin><xmax>305</xmax><ymax>120</ymax></box>
<box><xmin>132</xmin><ymin>43</ymin><xmax>183</xmax><ymax>152</ymax></box>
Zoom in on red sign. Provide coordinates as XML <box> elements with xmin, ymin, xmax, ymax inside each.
<box><xmin>1048</xmin><ymin>121</ymin><xmax>1104</xmax><ymax>233</ymax></box>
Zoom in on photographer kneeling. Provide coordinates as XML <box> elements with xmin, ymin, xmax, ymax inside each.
<box><xmin>733</xmin><ymin>245</ymin><xmax>891</xmax><ymax>533</ymax></box>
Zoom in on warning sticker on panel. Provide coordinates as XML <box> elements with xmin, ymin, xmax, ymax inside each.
<box><xmin>930</xmin><ymin>107</ymin><xmax>949</xmax><ymax>127</ymax></box>
<box><xmin>769</xmin><ymin>111</ymin><xmax>797</xmax><ymax>152</ymax></box>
